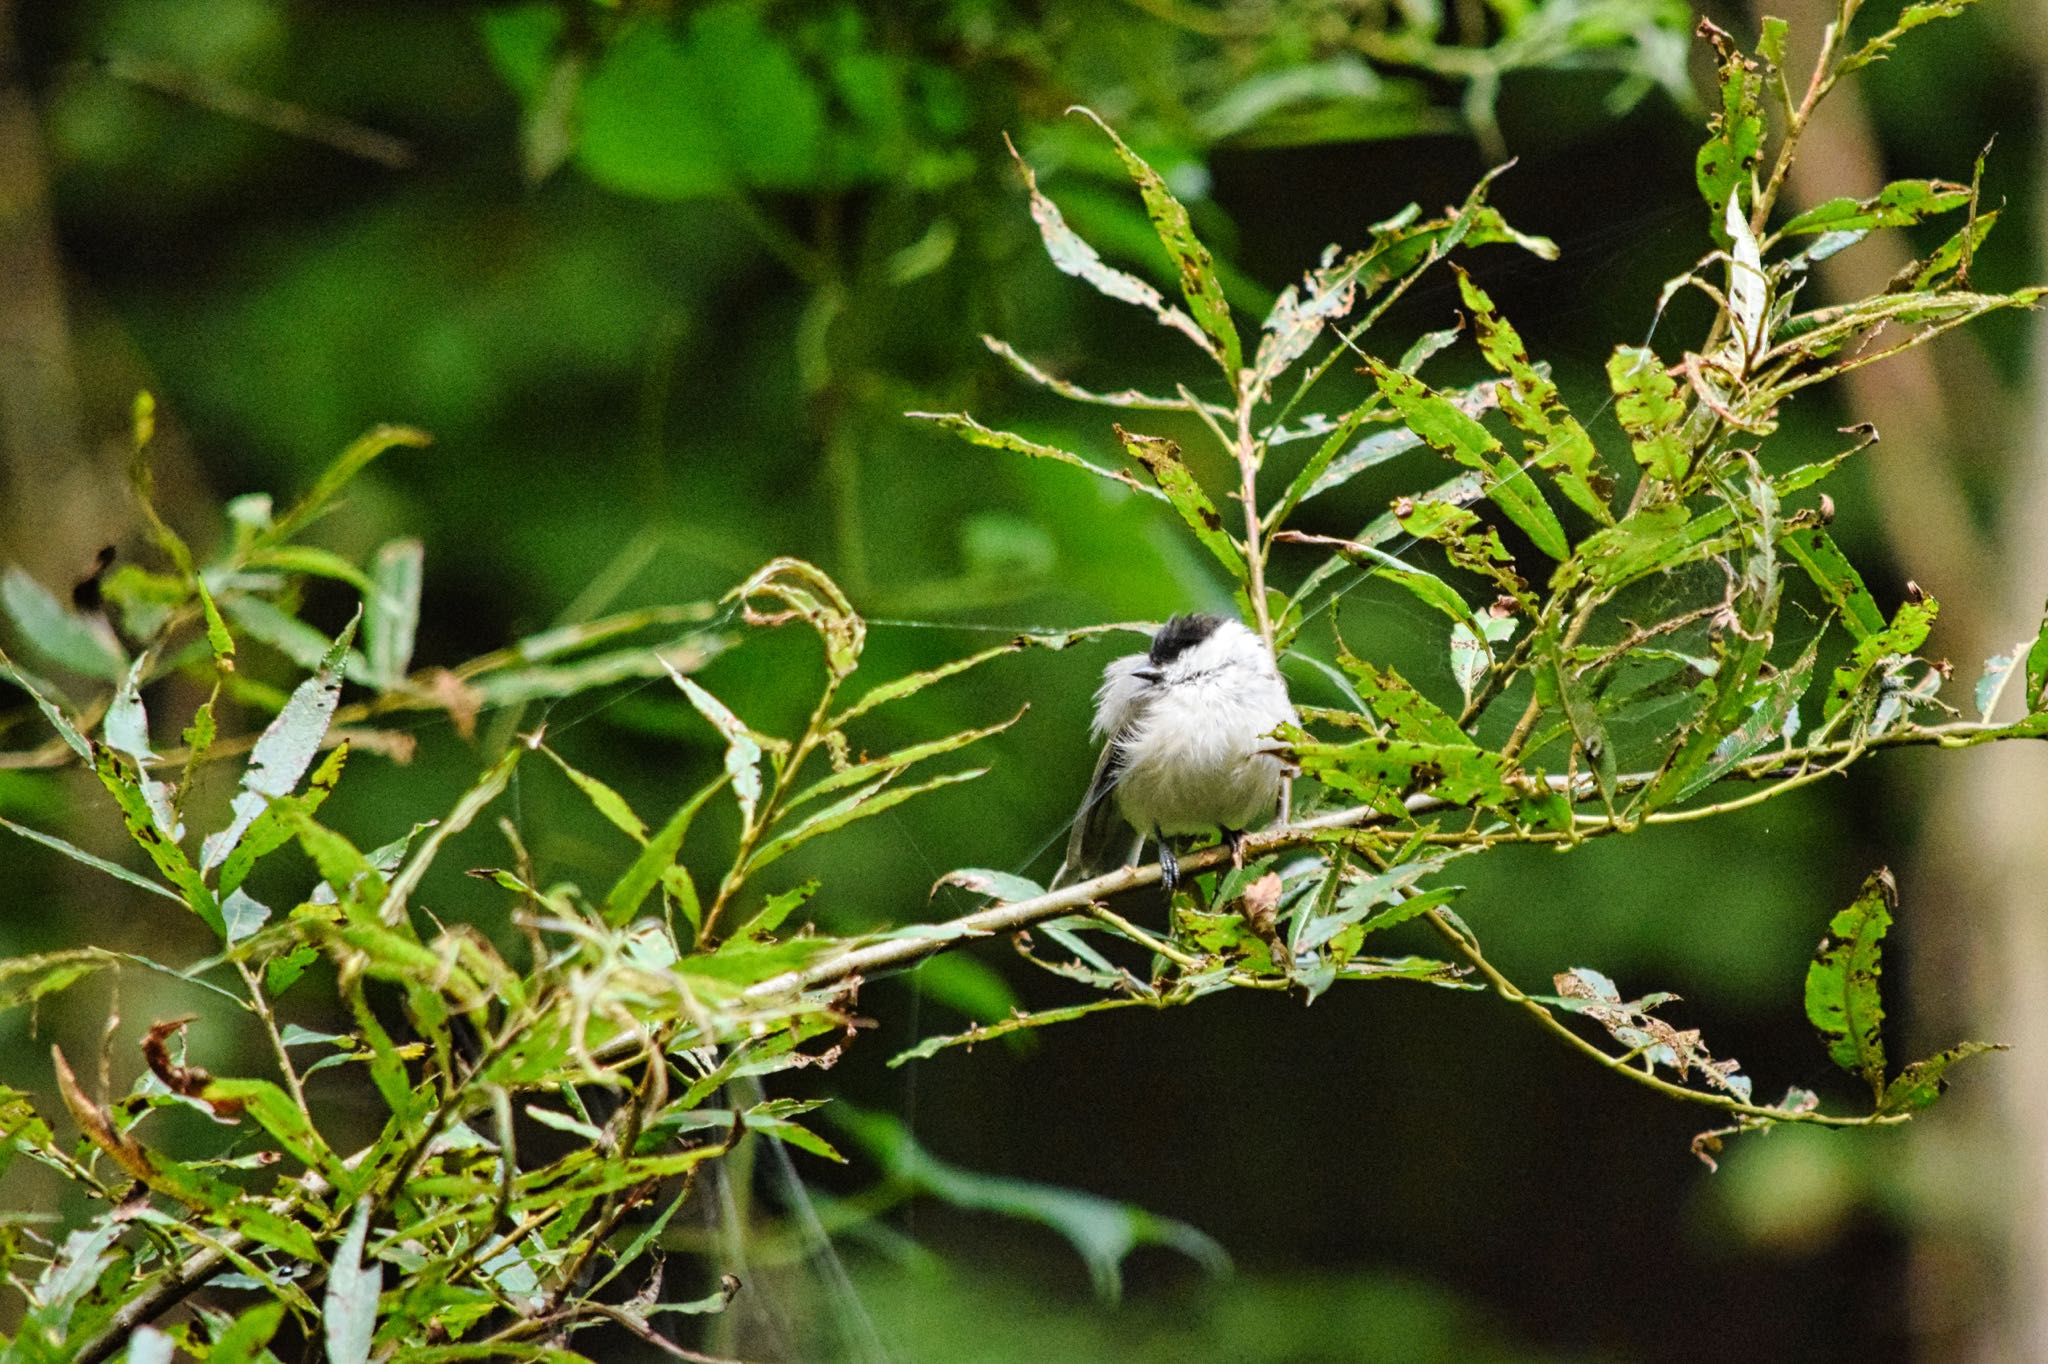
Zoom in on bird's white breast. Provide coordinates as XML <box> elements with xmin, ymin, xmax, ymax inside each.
<box><xmin>1110</xmin><ymin>638</ymin><xmax>1294</xmax><ymax>837</ymax></box>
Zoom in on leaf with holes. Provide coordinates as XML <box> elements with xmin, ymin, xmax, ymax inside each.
<box><xmin>1805</xmin><ymin>870</ymin><xmax>1893</xmax><ymax>1103</ymax></box>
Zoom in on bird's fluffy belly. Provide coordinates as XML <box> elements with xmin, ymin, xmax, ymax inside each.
<box><xmin>1112</xmin><ymin>679</ymin><xmax>1286</xmax><ymax>836</ymax></box>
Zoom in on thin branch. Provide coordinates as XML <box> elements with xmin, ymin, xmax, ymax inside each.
<box><xmin>746</xmin><ymin>719</ymin><xmax>2045</xmax><ymax>1001</ymax></box>
<box><xmin>1421</xmin><ymin>907</ymin><xmax>1901</xmax><ymax>1128</ymax></box>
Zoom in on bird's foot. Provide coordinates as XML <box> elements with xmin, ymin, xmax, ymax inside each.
<box><xmin>1223</xmin><ymin>828</ymin><xmax>1247</xmax><ymax>868</ymax></box>
<box><xmin>1157</xmin><ymin>837</ymin><xmax>1180</xmax><ymax>897</ymax></box>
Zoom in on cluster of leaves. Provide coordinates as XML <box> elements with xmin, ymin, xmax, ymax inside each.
<box><xmin>908</xmin><ymin>0</ymin><xmax>2035</xmax><ymax>1149</ymax></box>
<box><xmin>0</xmin><ymin>415</ymin><xmax>1219</xmax><ymax>1357</ymax></box>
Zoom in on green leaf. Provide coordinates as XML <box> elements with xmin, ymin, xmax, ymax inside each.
<box><xmin>1781</xmin><ymin>528</ymin><xmax>1886</xmax><ymax>643</ymax></box>
<box><xmin>269</xmin><ymin>425</ymin><xmax>431</xmax><ymax>546</ymax></box>
<box><xmin>1778</xmin><ymin>179</ymin><xmax>1971</xmax><ymax>237</ymax></box>
<box><xmin>604</xmin><ymin>774</ymin><xmax>726</xmax><ymax>926</ymax></box>
<box><xmin>1804</xmin><ymin>869</ymin><xmax>1893</xmax><ymax>1103</ymax></box>
<box><xmin>470</xmin><ymin>633</ymin><xmax>731</xmax><ymax>707</ymax></box>
<box><xmin>1340</xmin><ymin>658</ymin><xmax>1468</xmax><ymax>748</ymax></box>
<box><xmin>1877</xmin><ymin>1040</ymin><xmax>2007</xmax><ymax>1115</ymax></box>
<box><xmin>1291</xmin><ymin>733</ymin><xmax>1514</xmax><ymax>812</ymax></box>
<box><xmin>0</xmin><ymin>643</ymin><xmax>89</xmax><ymax>758</ymax></box>
<box><xmin>200</xmin><ymin>612</ymin><xmax>359</xmax><ymax>874</ymax></box>
<box><xmin>193</xmin><ymin>576</ymin><xmax>236</xmax><ymax>672</ymax></box>
<box><xmin>745</xmin><ymin>768</ymin><xmax>986</xmax><ymax>877</ymax></box>
<box><xmin>244</xmin><ymin>544</ymin><xmax>376</xmax><ymax>593</ymax></box>
<box><xmin>911</xmin><ymin>952</ymin><xmax>1021</xmax><ymax>1025</ymax></box>
<box><xmin>786</xmin><ymin>708</ymin><xmax>1024</xmax><ymax>812</ymax></box>
<box><xmin>218</xmin><ymin>742</ymin><xmax>350</xmax><ymax>897</ymax></box>
<box><xmin>1364</xmin><ymin>360</ymin><xmax>1567</xmax><ymax>559</ymax></box>
<box><xmin>1838</xmin><ymin>0</ymin><xmax>1984</xmax><ymax>75</ymax></box>
<box><xmin>376</xmin><ymin>745</ymin><xmax>522</xmax><ymax>925</ymax></box>
<box><xmin>832</xmin><ymin>627</ymin><xmax>1099</xmax><ymax>727</ymax></box>
<box><xmin>1</xmin><ymin>566</ymin><xmax>126</xmax><ymax>682</ymax></box>
<box><xmin>663</xmin><ymin>667</ymin><xmax>762</xmax><ymax>829</ymax></box>
<box><xmin>364</xmin><ymin>538</ymin><xmax>423</xmax><ymax>689</ymax></box>
<box><xmin>738</xmin><ymin>879</ymin><xmax>817</xmax><ymax>937</ymax></box>
<box><xmin>0</xmin><ymin>950</ymin><xmax>107</xmax><ymax>1014</ymax></box>
<box><xmin>1455</xmin><ymin>267</ymin><xmax>1613</xmax><ymax>524</ymax></box>
<box><xmin>92</xmin><ymin>745</ymin><xmax>223</xmax><ymax>938</ymax></box>
<box><xmin>1072</xmin><ymin>109</ymin><xmax>1243</xmax><ymax>375</ymax></box>
<box><xmin>206</xmin><ymin>1300</ymin><xmax>287</xmax><ymax>1364</ymax></box>
<box><xmin>907</xmin><ymin>412</ymin><xmax>1165</xmax><ymax>502</ymax></box>
<box><xmin>833</xmin><ymin>1106</ymin><xmax>1226</xmax><ymax>1300</ymax></box>
<box><xmin>2024</xmin><ymin>601</ymin><xmax>2048</xmax><ymax>713</ymax></box>
<box><xmin>324</xmin><ymin>1200</ymin><xmax>382</xmax><ymax>1364</ymax></box>
<box><xmin>1758</xmin><ymin>15</ymin><xmax>1790</xmax><ymax>70</ymax></box>
<box><xmin>1001</xmin><ymin>135</ymin><xmax>1214</xmax><ymax>358</ymax></box>
<box><xmin>933</xmin><ymin>868</ymin><xmax>1046</xmax><ymax>903</ymax></box>
<box><xmin>1695</xmin><ymin>21</ymin><xmax>1764</xmax><ymax>230</ymax></box>
<box><xmin>1823</xmin><ymin>595</ymin><xmax>1938</xmax><ymax>725</ymax></box>
<box><xmin>1113</xmin><ymin>426</ymin><xmax>1249</xmax><ymax>581</ymax></box>
<box><xmin>1534</xmin><ymin>631</ymin><xmax>1616</xmax><ymax>802</ymax></box>
<box><xmin>0</xmin><ymin>815</ymin><xmax>185</xmax><ymax>905</ymax></box>
<box><xmin>203</xmin><ymin>1077</ymin><xmax>345</xmax><ymax>1185</ymax></box>
<box><xmin>539</xmin><ymin>743</ymin><xmax>647</xmax><ymax>843</ymax></box>
<box><xmin>1606</xmin><ymin>347</ymin><xmax>1689</xmax><ymax>483</ymax></box>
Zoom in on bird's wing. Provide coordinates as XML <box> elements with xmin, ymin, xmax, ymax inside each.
<box><xmin>1053</xmin><ymin>654</ymin><xmax>1153</xmax><ymax>887</ymax></box>
<box><xmin>1055</xmin><ymin>733</ymin><xmax>1130</xmax><ymax>887</ymax></box>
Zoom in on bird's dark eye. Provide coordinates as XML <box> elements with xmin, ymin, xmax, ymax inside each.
<box><xmin>1134</xmin><ymin>668</ymin><xmax>1165</xmax><ymax>684</ymax></box>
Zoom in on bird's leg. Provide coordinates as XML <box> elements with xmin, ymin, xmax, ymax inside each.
<box><xmin>1223</xmin><ymin>827</ymin><xmax>1247</xmax><ymax>868</ymax></box>
<box><xmin>1157</xmin><ymin>835</ymin><xmax>1180</xmax><ymax>898</ymax></box>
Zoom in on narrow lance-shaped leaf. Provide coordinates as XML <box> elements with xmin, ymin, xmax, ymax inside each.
<box><xmin>1455</xmin><ymin>267</ymin><xmax>1614</xmax><ymax>524</ymax></box>
<box><xmin>0</xmin><ymin>815</ymin><xmax>185</xmax><ymax>905</ymax></box>
<box><xmin>1364</xmin><ymin>360</ymin><xmax>1567</xmax><ymax>559</ymax></box>
<box><xmin>1838</xmin><ymin>0</ymin><xmax>1986</xmax><ymax>75</ymax></box>
<box><xmin>200</xmin><ymin>612</ymin><xmax>359</xmax><ymax>873</ymax></box>
<box><xmin>906</xmin><ymin>412</ymin><xmax>1164</xmax><ymax>502</ymax></box>
<box><xmin>1695</xmin><ymin>19</ymin><xmax>1764</xmax><ymax>235</ymax></box>
<box><xmin>1072</xmin><ymin>108</ymin><xmax>1243</xmax><ymax>376</ymax></box>
<box><xmin>105</xmin><ymin>657</ymin><xmax>180</xmax><ymax>841</ymax></box>
<box><xmin>833</xmin><ymin>1106</ymin><xmax>1227</xmax><ymax>1299</ymax></box>
<box><xmin>1877</xmin><ymin>1040</ymin><xmax>2008</xmax><ymax>1115</ymax></box>
<box><xmin>268</xmin><ymin>424</ymin><xmax>431</xmax><ymax>546</ymax></box>
<box><xmin>604</xmin><ymin>772</ymin><xmax>727</xmax><ymax>927</ymax></box>
<box><xmin>324</xmin><ymin>1200</ymin><xmax>382</xmax><ymax>1364</ymax></box>
<box><xmin>663</xmin><ymin>662</ymin><xmax>762</xmax><ymax>829</ymax></box>
<box><xmin>1804</xmin><ymin>869</ymin><xmax>1893</xmax><ymax>1103</ymax></box>
<box><xmin>0</xmin><ymin>643</ymin><xmax>89</xmax><ymax>758</ymax></box>
<box><xmin>787</xmin><ymin>706</ymin><xmax>1025</xmax><ymax>811</ymax></box>
<box><xmin>1002</xmin><ymin>133</ymin><xmax>1214</xmax><ymax>360</ymax></box>
<box><xmin>1114</xmin><ymin>426</ymin><xmax>1249</xmax><ymax>582</ymax></box>
<box><xmin>540</xmin><ymin>743</ymin><xmax>648</xmax><ymax>843</ymax></box>
<box><xmin>1781</xmin><ymin>528</ymin><xmax>1887</xmax><ymax>642</ymax></box>
<box><xmin>1778</xmin><ymin>179</ymin><xmax>1971</xmax><ymax>238</ymax></box>
<box><xmin>364</xmin><ymin>538</ymin><xmax>423</xmax><ymax>689</ymax></box>
<box><xmin>93</xmin><ymin>743</ymin><xmax>223</xmax><ymax>936</ymax></box>
<box><xmin>745</xmin><ymin>767</ymin><xmax>987</xmax><ymax>876</ymax></box>
<box><xmin>375</xmin><ymin>743</ymin><xmax>521</xmax><ymax>926</ymax></box>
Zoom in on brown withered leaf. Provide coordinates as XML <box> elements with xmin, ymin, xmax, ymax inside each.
<box><xmin>142</xmin><ymin>1017</ymin><xmax>244</xmax><ymax>1121</ymax></box>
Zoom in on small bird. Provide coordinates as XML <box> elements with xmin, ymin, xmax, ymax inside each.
<box><xmin>1057</xmin><ymin>613</ymin><xmax>1297</xmax><ymax>894</ymax></box>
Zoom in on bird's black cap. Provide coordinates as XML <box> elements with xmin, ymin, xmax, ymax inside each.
<box><xmin>1148</xmin><ymin>613</ymin><xmax>1227</xmax><ymax>665</ymax></box>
